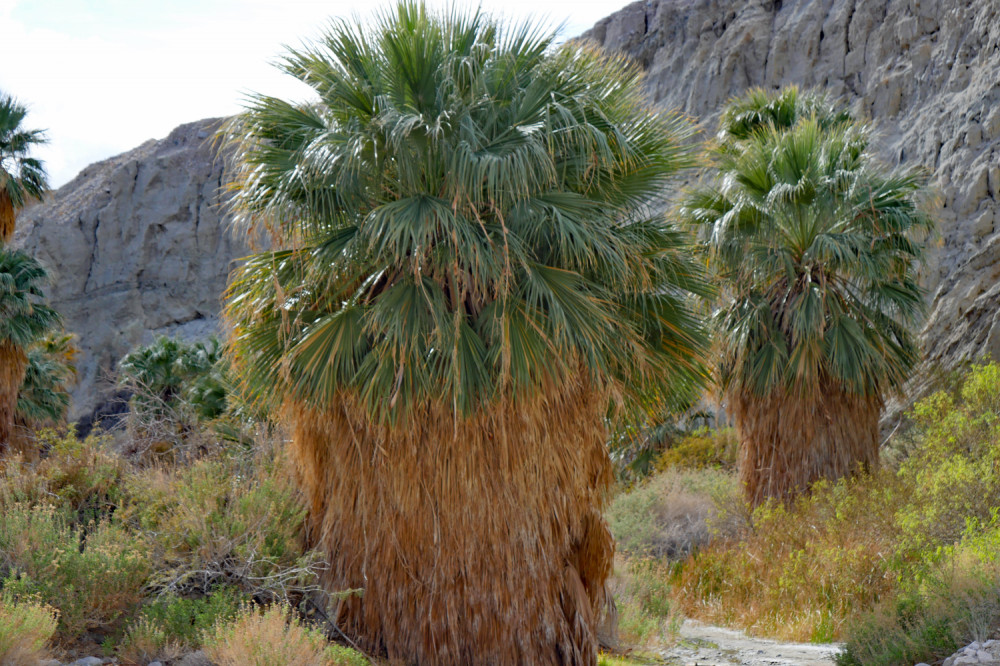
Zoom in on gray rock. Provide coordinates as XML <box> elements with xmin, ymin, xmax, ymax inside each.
<box><xmin>583</xmin><ymin>0</ymin><xmax>1000</xmax><ymax>393</ymax></box>
<box><xmin>69</xmin><ymin>658</ymin><xmax>105</xmax><ymax>666</ymax></box>
<box><xmin>12</xmin><ymin>118</ymin><xmax>255</xmax><ymax>426</ymax></box>
<box><xmin>174</xmin><ymin>650</ymin><xmax>213</xmax><ymax>666</ymax></box>
<box><xmin>37</xmin><ymin>660</ymin><xmax>62</xmax><ymax>666</ymax></box>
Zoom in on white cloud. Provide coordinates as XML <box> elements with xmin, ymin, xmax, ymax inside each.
<box><xmin>0</xmin><ymin>0</ymin><xmax>616</xmax><ymax>187</ymax></box>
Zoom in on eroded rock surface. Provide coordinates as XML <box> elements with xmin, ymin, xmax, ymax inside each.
<box><xmin>13</xmin><ymin>118</ymin><xmax>251</xmax><ymax>423</ymax></box>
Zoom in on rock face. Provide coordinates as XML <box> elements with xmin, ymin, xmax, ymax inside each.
<box><xmin>13</xmin><ymin>118</ymin><xmax>252</xmax><ymax>422</ymax></box>
<box><xmin>583</xmin><ymin>0</ymin><xmax>1000</xmax><ymax>373</ymax></box>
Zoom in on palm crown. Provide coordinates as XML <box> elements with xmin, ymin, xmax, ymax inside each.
<box><xmin>681</xmin><ymin>89</ymin><xmax>932</xmax><ymax>401</ymax></box>
<box><xmin>0</xmin><ymin>93</ymin><xmax>48</xmax><ymax>243</ymax></box>
<box><xmin>224</xmin><ymin>2</ymin><xmax>710</xmax><ymax>422</ymax></box>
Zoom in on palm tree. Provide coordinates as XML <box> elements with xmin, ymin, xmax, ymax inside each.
<box><xmin>0</xmin><ymin>249</ymin><xmax>60</xmax><ymax>453</ymax></box>
<box><xmin>681</xmin><ymin>88</ymin><xmax>932</xmax><ymax>506</ymax></box>
<box><xmin>0</xmin><ymin>93</ymin><xmax>48</xmax><ymax>244</ymax></box>
<box><xmin>222</xmin><ymin>3</ymin><xmax>709</xmax><ymax>663</ymax></box>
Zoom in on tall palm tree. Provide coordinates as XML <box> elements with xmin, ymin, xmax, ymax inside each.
<box><xmin>223</xmin><ymin>3</ymin><xmax>709</xmax><ymax>662</ymax></box>
<box><xmin>681</xmin><ymin>88</ymin><xmax>932</xmax><ymax>506</ymax></box>
<box><xmin>0</xmin><ymin>249</ymin><xmax>60</xmax><ymax>453</ymax></box>
<box><xmin>0</xmin><ymin>93</ymin><xmax>48</xmax><ymax>244</ymax></box>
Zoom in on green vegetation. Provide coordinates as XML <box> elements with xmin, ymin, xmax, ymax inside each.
<box><xmin>0</xmin><ymin>590</ymin><xmax>57</xmax><ymax>665</ymax></box>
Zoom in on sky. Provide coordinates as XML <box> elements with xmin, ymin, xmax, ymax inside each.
<box><xmin>0</xmin><ymin>0</ymin><xmax>621</xmax><ymax>188</ymax></box>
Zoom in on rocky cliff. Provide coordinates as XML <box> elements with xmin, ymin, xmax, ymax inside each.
<box><xmin>13</xmin><ymin>0</ymin><xmax>1000</xmax><ymax>423</ymax></box>
<box><xmin>582</xmin><ymin>0</ymin><xmax>1000</xmax><ymax>377</ymax></box>
<box><xmin>13</xmin><ymin>119</ymin><xmax>252</xmax><ymax>423</ymax></box>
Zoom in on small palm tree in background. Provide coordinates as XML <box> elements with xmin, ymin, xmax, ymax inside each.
<box><xmin>223</xmin><ymin>2</ymin><xmax>709</xmax><ymax>662</ymax></box>
<box><xmin>681</xmin><ymin>87</ymin><xmax>933</xmax><ymax>506</ymax></box>
<box><xmin>0</xmin><ymin>93</ymin><xmax>48</xmax><ymax>244</ymax></box>
<box><xmin>0</xmin><ymin>249</ymin><xmax>60</xmax><ymax>453</ymax></box>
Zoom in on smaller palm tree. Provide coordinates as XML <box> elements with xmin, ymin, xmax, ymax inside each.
<box><xmin>0</xmin><ymin>249</ymin><xmax>59</xmax><ymax>453</ymax></box>
<box><xmin>681</xmin><ymin>88</ymin><xmax>933</xmax><ymax>505</ymax></box>
<box><xmin>0</xmin><ymin>93</ymin><xmax>48</xmax><ymax>244</ymax></box>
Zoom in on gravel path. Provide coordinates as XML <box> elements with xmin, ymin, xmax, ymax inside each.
<box><xmin>653</xmin><ymin>620</ymin><xmax>841</xmax><ymax>666</ymax></box>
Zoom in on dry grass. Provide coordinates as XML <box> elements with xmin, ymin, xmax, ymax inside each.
<box><xmin>0</xmin><ymin>593</ymin><xmax>58</xmax><ymax>665</ymax></box>
<box><xmin>673</xmin><ymin>472</ymin><xmax>904</xmax><ymax>643</ymax></box>
<box><xmin>203</xmin><ymin>603</ymin><xmax>367</xmax><ymax>666</ymax></box>
<box><xmin>288</xmin><ymin>377</ymin><xmax>615</xmax><ymax>664</ymax></box>
<box><xmin>730</xmin><ymin>382</ymin><xmax>880</xmax><ymax>506</ymax></box>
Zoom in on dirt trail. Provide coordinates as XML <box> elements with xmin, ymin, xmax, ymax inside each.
<box><xmin>654</xmin><ymin>620</ymin><xmax>840</xmax><ymax>666</ymax></box>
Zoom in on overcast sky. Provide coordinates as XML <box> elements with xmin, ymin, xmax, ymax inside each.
<box><xmin>0</xmin><ymin>0</ymin><xmax>623</xmax><ymax>188</ymax></box>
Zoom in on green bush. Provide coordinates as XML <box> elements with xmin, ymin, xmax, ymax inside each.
<box><xmin>0</xmin><ymin>504</ymin><xmax>151</xmax><ymax>636</ymax></box>
<box><xmin>0</xmin><ymin>429</ymin><xmax>123</xmax><ymax>526</ymax></box>
<box><xmin>607</xmin><ymin>468</ymin><xmax>737</xmax><ymax>559</ymax></box>
<box><xmin>674</xmin><ymin>361</ymin><xmax>1000</xmax><ymax>644</ymax></box>
<box><xmin>838</xmin><ymin>517</ymin><xmax>1000</xmax><ymax>666</ymax></box>
<box><xmin>121</xmin><ymin>444</ymin><xmax>322</xmax><ymax>602</ymax></box>
<box><xmin>0</xmin><ymin>590</ymin><xmax>58</xmax><ymax>665</ymax></box>
<box><xmin>610</xmin><ymin>558</ymin><xmax>679</xmax><ymax>648</ymax></box>
<box><xmin>655</xmin><ymin>427</ymin><xmax>738</xmax><ymax>472</ymax></box>
<box><xmin>118</xmin><ymin>587</ymin><xmax>243</xmax><ymax>663</ymax></box>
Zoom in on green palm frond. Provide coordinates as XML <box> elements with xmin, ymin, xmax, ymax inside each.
<box><xmin>17</xmin><ymin>331</ymin><xmax>78</xmax><ymax>426</ymax></box>
<box><xmin>0</xmin><ymin>249</ymin><xmax>59</xmax><ymax>348</ymax></box>
<box><xmin>0</xmin><ymin>92</ymin><xmax>49</xmax><ymax>210</ymax></box>
<box><xmin>223</xmin><ymin>1</ymin><xmax>711</xmax><ymax>423</ymax></box>
<box><xmin>679</xmin><ymin>88</ymin><xmax>932</xmax><ymax>399</ymax></box>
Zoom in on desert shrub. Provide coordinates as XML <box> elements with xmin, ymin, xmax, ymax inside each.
<box><xmin>120</xmin><ymin>443</ymin><xmax>323</xmax><ymax>603</ymax></box>
<box><xmin>0</xmin><ymin>591</ymin><xmax>58</xmax><ymax>665</ymax></box>
<box><xmin>0</xmin><ymin>429</ymin><xmax>123</xmax><ymax>526</ymax></box>
<box><xmin>674</xmin><ymin>361</ymin><xmax>1000</xmax><ymax>643</ymax></box>
<box><xmin>607</xmin><ymin>468</ymin><xmax>737</xmax><ymax>559</ymax></box>
<box><xmin>118</xmin><ymin>587</ymin><xmax>242</xmax><ymax>663</ymax></box>
<box><xmin>609</xmin><ymin>557</ymin><xmax>679</xmax><ymax>648</ymax></box>
<box><xmin>116</xmin><ymin>335</ymin><xmax>236</xmax><ymax>461</ymax></box>
<box><xmin>838</xmin><ymin>518</ymin><xmax>1000</xmax><ymax>666</ymax></box>
<box><xmin>674</xmin><ymin>473</ymin><xmax>905</xmax><ymax>642</ymax></box>
<box><xmin>655</xmin><ymin>427</ymin><xmax>738</xmax><ymax>471</ymax></box>
<box><xmin>203</xmin><ymin>603</ymin><xmax>368</xmax><ymax>666</ymax></box>
<box><xmin>0</xmin><ymin>504</ymin><xmax>151</xmax><ymax>636</ymax></box>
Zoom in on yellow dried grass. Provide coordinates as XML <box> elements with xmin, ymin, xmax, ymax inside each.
<box><xmin>729</xmin><ymin>381</ymin><xmax>880</xmax><ymax>506</ymax></box>
<box><xmin>287</xmin><ymin>376</ymin><xmax>615</xmax><ymax>664</ymax></box>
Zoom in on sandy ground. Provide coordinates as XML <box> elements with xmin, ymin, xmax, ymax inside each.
<box><xmin>654</xmin><ymin>620</ymin><xmax>841</xmax><ymax>666</ymax></box>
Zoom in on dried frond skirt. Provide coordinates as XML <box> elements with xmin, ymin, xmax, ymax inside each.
<box><xmin>287</xmin><ymin>382</ymin><xmax>614</xmax><ymax>665</ymax></box>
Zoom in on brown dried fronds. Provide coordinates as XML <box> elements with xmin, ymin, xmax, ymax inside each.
<box><xmin>288</xmin><ymin>375</ymin><xmax>616</xmax><ymax>665</ymax></box>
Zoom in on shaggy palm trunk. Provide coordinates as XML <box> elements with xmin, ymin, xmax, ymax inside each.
<box><xmin>0</xmin><ymin>191</ymin><xmax>14</xmax><ymax>245</ymax></box>
<box><xmin>0</xmin><ymin>341</ymin><xmax>28</xmax><ymax>455</ymax></box>
<box><xmin>288</xmin><ymin>380</ymin><xmax>615</xmax><ymax>665</ymax></box>
<box><xmin>730</xmin><ymin>381</ymin><xmax>881</xmax><ymax>506</ymax></box>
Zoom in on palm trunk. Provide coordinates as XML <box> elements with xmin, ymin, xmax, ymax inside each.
<box><xmin>729</xmin><ymin>381</ymin><xmax>881</xmax><ymax>506</ymax></box>
<box><xmin>0</xmin><ymin>341</ymin><xmax>28</xmax><ymax>455</ymax></box>
<box><xmin>288</xmin><ymin>378</ymin><xmax>615</xmax><ymax>665</ymax></box>
<box><xmin>0</xmin><ymin>190</ymin><xmax>15</xmax><ymax>245</ymax></box>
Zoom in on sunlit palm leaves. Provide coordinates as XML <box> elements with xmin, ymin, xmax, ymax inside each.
<box><xmin>223</xmin><ymin>2</ymin><xmax>710</xmax><ymax>423</ymax></box>
<box><xmin>0</xmin><ymin>93</ymin><xmax>48</xmax><ymax>244</ymax></box>
<box><xmin>682</xmin><ymin>89</ymin><xmax>932</xmax><ymax>402</ymax></box>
